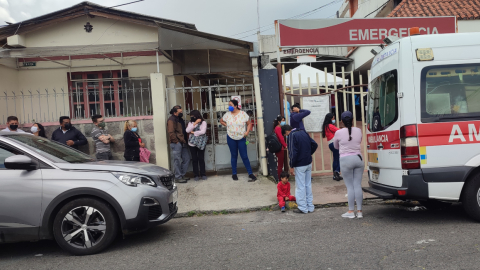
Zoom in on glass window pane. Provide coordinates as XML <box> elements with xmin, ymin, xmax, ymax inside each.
<box><xmin>368</xmin><ymin>70</ymin><xmax>398</xmax><ymax>132</ymax></box>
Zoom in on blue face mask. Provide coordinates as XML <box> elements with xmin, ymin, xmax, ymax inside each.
<box><xmin>131</xmin><ymin>127</ymin><xmax>138</xmax><ymax>132</ymax></box>
<box><xmin>280</xmin><ymin>121</ymin><xmax>286</xmax><ymax>126</ymax></box>
<box><xmin>228</xmin><ymin>106</ymin><xmax>235</xmax><ymax>112</ymax></box>
<box><xmin>332</xmin><ymin>120</ymin><xmax>336</xmax><ymax>124</ymax></box>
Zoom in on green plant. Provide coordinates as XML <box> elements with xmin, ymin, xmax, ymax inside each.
<box><xmin>212</xmin><ymin>211</ymin><xmax>219</xmax><ymax>215</ymax></box>
<box><xmin>187</xmin><ymin>211</ymin><xmax>195</xmax><ymax>217</ymax></box>
<box><xmin>221</xmin><ymin>210</ymin><xmax>228</xmax><ymax>215</ymax></box>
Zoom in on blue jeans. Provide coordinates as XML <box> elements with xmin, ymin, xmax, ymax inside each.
<box><xmin>227</xmin><ymin>136</ymin><xmax>253</xmax><ymax>175</ymax></box>
<box><xmin>295</xmin><ymin>164</ymin><xmax>314</xmax><ymax>213</ymax></box>
<box><xmin>329</xmin><ymin>142</ymin><xmax>340</xmax><ymax>172</ymax></box>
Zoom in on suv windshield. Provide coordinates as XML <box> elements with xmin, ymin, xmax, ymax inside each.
<box><xmin>6</xmin><ymin>134</ymin><xmax>94</xmax><ymax>163</ymax></box>
<box><xmin>421</xmin><ymin>64</ymin><xmax>480</xmax><ymax>122</ymax></box>
<box><xmin>367</xmin><ymin>69</ymin><xmax>398</xmax><ymax>132</ymax></box>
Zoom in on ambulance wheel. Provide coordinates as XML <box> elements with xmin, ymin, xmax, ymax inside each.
<box><xmin>462</xmin><ymin>174</ymin><xmax>480</xmax><ymax>222</ymax></box>
<box><xmin>419</xmin><ymin>200</ymin><xmax>451</xmax><ymax>210</ymax></box>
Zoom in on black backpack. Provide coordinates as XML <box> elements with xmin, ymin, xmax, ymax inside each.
<box><xmin>266</xmin><ymin>133</ymin><xmax>282</xmax><ymax>153</ymax></box>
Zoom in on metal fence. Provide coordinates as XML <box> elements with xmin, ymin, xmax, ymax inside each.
<box><xmin>282</xmin><ymin>63</ymin><xmax>370</xmax><ymax>174</ymax></box>
<box><xmin>0</xmin><ymin>78</ymin><xmax>153</xmax><ymax>124</ymax></box>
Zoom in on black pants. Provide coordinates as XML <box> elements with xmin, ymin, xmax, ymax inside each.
<box><xmin>189</xmin><ymin>146</ymin><xmax>206</xmax><ymax>177</ymax></box>
<box><xmin>125</xmin><ymin>156</ymin><xmax>140</xmax><ymax>162</ymax></box>
<box><xmin>96</xmin><ymin>151</ymin><xmax>113</xmax><ymax>161</ymax></box>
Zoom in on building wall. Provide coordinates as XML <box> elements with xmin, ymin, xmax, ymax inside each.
<box><xmin>25</xmin><ymin>16</ymin><xmax>158</xmax><ymax>47</ymax></box>
<box><xmin>0</xmin><ymin>64</ymin><xmax>19</xmax><ymax>124</ymax></box>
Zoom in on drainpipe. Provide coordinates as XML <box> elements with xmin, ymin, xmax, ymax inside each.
<box><xmin>251</xmin><ymin>56</ymin><xmax>268</xmax><ymax>176</ymax></box>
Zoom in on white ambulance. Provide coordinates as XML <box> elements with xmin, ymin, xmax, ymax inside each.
<box><xmin>363</xmin><ymin>31</ymin><xmax>480</xmax><ymax>221</ymax></box>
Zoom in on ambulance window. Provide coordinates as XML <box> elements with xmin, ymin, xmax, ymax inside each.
<box><xmin>367</xmin><ymin>70</ymin><xmax>398</xmax><ymax>132</ymax></box>
<box><xmin>421</xmin><ymin>64</ymin><xmax>480</xmax><ymax>122</ymax></box>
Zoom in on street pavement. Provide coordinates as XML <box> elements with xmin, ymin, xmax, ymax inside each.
<box><xmin>177</xmin><ymin>173</ymin><xmax>375</xmax><ymax>215</ymax></box>
<box><xmin>1</xmin><ymin>203</ymin><xmax>480</xmax><ymax>269</ymax></box>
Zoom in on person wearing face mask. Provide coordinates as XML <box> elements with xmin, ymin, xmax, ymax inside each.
<box><xmin>51</xmin><ymin>116</ymin><xmax>87</xmax><ymax>150</ymax></box>
<box><xmin>322</xmin><ymin>113</ymin><xmax>343</xmax><ymax>181</ymax></box>
<box><xmin>273</xmin><ymin>115</ymin><xmax>288</xmax><ymax>180</ymax></box>
<box><xmin>220</xmin><ymin>100</ymin><xmax>257</xmax><ymax>182</ymax></box>
<box><xmin>185</xmin><ymin>110</ymin><xmax>208</xmax><ymax>181</ymax></box>
<box><xmin>2</xmin><ymin>116</ymin><xmax>26</xmax><ymax>133</ymax></box>
<box><xmin>124</xmin><ymin>120</ymin><xmax>145</xmax><ymax>162</ymax></box>
<box><xmin>168</xmin><ymin>105</ymin><xmax>190</xmax><ymax>183</ymax></box>
<box><xmin>30</xmin><ymin>123</ymin><xmax>46</xmax><ymax>138</ymax></box>
<box><xmin>91</xmin><ymin>115</ymin><xmax>115</xmax><ymax>161</ymax></box>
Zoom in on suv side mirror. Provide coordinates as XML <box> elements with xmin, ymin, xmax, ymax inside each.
<box><xmin>4</xmin><ymin>155</ymin><xmax>38</xmax><ymax>171</ymax></box>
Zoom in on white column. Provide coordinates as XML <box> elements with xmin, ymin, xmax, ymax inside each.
<box><xmin>252</xmin><ymin>57</ymin><xmax>268</xmax><ymax>176</ymax></box>
<box><xmin>150</xmin><ymin>73</ymin><xmax>170</xmax><ymax>169</ymax></box>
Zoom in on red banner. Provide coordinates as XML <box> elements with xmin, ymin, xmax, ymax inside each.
<box><xmin>277</xmin><ymin>17</ymin><xmax>456</xmax><ymax>47</ymax></box>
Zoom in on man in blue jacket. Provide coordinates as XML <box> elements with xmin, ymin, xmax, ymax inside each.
<box><xmin>51</xmin><ymin>116</ymin><xmax>88</xmax><ymax>150</ymax></box>
<box><xmin>282</xmin><ymin>125</ymin><xmax>318</xmax><ymax>214</ymax></box>
<box><xmin>290</xmin><ymin>103</ymin><xmax>310</xmax><ymax>130</ymax></box>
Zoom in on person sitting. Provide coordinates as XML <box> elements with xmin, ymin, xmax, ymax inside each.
<box><xmin>277</xmin><ymin>171</ymin><xmax>296</xmax><ymax>212</ymax></box>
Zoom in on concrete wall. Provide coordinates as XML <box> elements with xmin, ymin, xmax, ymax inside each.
<box><xmin>25</xmin><ymin>16</ymin><xmax>158</xmax><ymax>47</ymax></box>
<box><xmin>0</xmin><ymin>64</ymin><xmax>19</xmax><ymax>124</ymax></box>
<box><xmin>19</xmin><ymin>119</ymin><xmax>159</xmax><ymax>164</ymax></box>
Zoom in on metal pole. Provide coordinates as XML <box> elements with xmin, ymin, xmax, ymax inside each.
<box><xmin>351</xmin><ymin>71</ymin><xmax>356</xmax><ymax>127</ymax></box>
<box><xmin>333</xmin><ymin>63</ymin><xmax>339</xmax><ymax>128</ymax></box>
<box><xmin>45</xmin><ymin>89</ymin><xmax>50</xmax><ymax>122</ymax></box>
<box><xmin>156</xmin><ymin>50</ymin><xmax>160</xmax><ymax>73</ymax></box>
<box><xmin>251</xmin><ymin>57</ymin><xmax>267</xmax><ymax>176</ymax></box>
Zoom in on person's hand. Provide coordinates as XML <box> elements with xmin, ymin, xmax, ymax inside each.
<box><xmin>140</xmin><ymin>142</ymin><xmax>145</xmax><ymax>148</ymax></box>
<box><xmin>191</xmin><ymin>132</ymin><xmax>195</xmax><ymax>134</ymax></box>
<box><xmin>244</xmin><ymin>132</ymin><xmax>249</xmax><ymax>138</ymax></box>
<box><xmin>285</xmin><ymin>197</ymin><xmax>289</xmax><ymax>201</ymax></box>
<box><xmin>195</xmin><ymin>119</ymin><xmax>202</xmax><ymax>125</ymax></box>
<box><xmin>66</xmin><ymin>140</ymin><xmax>75</xmax><ymax>146</ymax></box>
<box><xmin>290</xmin><ymin>168</ymin><xmax>294</xmax><ymax>175</ymax></box>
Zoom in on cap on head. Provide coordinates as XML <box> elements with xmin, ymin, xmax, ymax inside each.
<box><xmin>341</xmin><ymin>111</ymin><xmax>353</xmax><ymax>120</ymax></box>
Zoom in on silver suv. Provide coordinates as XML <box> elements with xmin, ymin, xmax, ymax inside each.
<box><xmin>0</xmin><ymin>132</ymin><xmax>177</xmax><ymax>255</ymax></box>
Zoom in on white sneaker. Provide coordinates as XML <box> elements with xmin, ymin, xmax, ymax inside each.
<box><xmin>357</xmin><ymin>212</ymin><xmax>363</xmax><ymax>219</ymax></box>
<box><xmin>341</xmin><ymin>212</ymin><xmax>356</xmax><ymax>219</ymax></box>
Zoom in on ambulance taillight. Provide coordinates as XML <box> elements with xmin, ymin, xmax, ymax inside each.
<box><xmin>400</xmin><ymin>124</ymin><xmax>420</xmax><ymax>169</ymax></box>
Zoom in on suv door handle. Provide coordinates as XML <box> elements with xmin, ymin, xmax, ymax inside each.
<box><xmin>378</xmin><ymin>145</ymin><xmax>384</xmax><ymax>149</ymax></box>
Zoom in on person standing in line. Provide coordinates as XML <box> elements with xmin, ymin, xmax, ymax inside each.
<box><xmin>334</xmin><ymin>111</ymin><xmax>364</xmax><ymax>219</ymax></box>
<box><xmin>273</xmin><ymin>115</ymin><xmax>288</xmax><ymax>180</ymax></box>
<box><xmin>31</xmin><ymin>123</ymin><xmax>46</xmax><ymax>138</ymax></box>
<box><xmin>91</xmin><ymin>115</ymin><xmax>115</xmax><ymax>161</ymax></box>
<box><xmin>220</xmin><ymin>100</ymin><xmax>257</xmax><ymax>182</ymax></box>
<box><xmin>123</xmin><ymin>120</ymin><xmax>145</xmax><ymax>162</ymax></box>
<box><xmin>322</xmin><ymin>113</ymin><xmax>343</xmax><ymax>181</ymax></box>
<box><xmin>2</xmin><ymin>116</ymin><xmax>26</xmax><ymax>133</ymax></box>
<box><xmin>168</xmin><ymin>105</ymin><xmax>190</xmax><ymax>183</ymax></box>
<box><xmin>282</xmin><ymin>124</ymin><xmax>318</xmax><ymax>214</ymax></box>
<box><xmin>185</xmin><ymin>110</ymin><xmax>208</xmax><ymax>181</ymax></box>
<box><xmin>290</xmin><ymin>103</ymin><xmax>310</xmax><ymax>130</ymax></box>
<box><xmin>51</xmin><ymin>116</ymin><xmax>87</xmax><ymax>149</ymax></box>
<box><xmin>176</xmin><ymin>105</ymin><xmax>192</xmax><ymax>170</ymax></box>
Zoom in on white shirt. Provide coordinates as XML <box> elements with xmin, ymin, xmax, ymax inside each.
<box><xmin>222</xmin><ymin>111</ymin><xmax>249</xmax><ymax>140</ymax></box>
<box><xmin>1</xmin><ymin>128</ymin><xmax>26</xmax><ymax>133</ymax></box>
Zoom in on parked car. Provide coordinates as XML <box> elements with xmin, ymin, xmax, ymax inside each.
<box><xmin>0</xmin><ymin>132</ymin><xmax>177</xmax><ymax>255</ymax></box>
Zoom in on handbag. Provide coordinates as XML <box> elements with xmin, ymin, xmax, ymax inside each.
<box><xmin>188</xmin><ymin>123</ymin><xmax>208</xmax><ymax>150</ymax></box>
<box><xmin>139</xmin><ymin>147</ymin><xmax>151</xmax><ymax>163</ymax></box>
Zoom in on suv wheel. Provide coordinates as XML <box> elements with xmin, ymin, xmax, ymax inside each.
<box><xmin>463</xmin><ymin>174</ymin><xmax>480</xmax><ymax>221</ymax></box>
<box><xmin>53</xmin><ymin>198</ymin><xmax>118</xmax><ymax>255</ymax></box>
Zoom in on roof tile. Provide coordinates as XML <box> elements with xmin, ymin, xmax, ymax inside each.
<box><xmin>388</xmin><ymin>0</ymin><xmax>480</xmax><ymax>19</ymax></box>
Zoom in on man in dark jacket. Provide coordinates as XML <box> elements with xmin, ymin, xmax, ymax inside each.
<box><xmin>282</xmin><ymin>125</ymin><xmax>318</xmax><ymax>214</ymax></box>
<box><xmin>167</xmin><ymin>106</ymin><xmax>190</xmax><ymax>183</ymax></box>
<box><xmin>51</xmin><ymin>116</ymin><xmax>88</xmax><ymax>150</ymax></box>
<box><xmin>290</xmin><ymin>103</ymin><xmax>310</xmax><ymax>130</ymax></box>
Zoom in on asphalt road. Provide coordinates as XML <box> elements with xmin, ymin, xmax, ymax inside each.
<box><xmin>1</xmin><ymin>203</ymin><xmax>480</xmax><ymax>270</ymax></box>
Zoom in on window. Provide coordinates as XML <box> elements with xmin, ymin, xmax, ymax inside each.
<box><xmin>421</xmin><ymin>64</ymin><xmax>480</xmax><ymax>123</ymax></box>
<box><xmin>0</xmin><ymin>147</ymin><xmax>17</xmax><ymax>169</ymax></box>
<box><xmin>68</xmin><ymin>70</ymin><xmax>128</xmax><ymax>118</ymax></box>
<box><xmin>8</xmin><ymin>135</ymin><xmax>94</xmax><ymax>164</ymax></box>
<box><xmin>367</xmin><ymin>70</ymin><xmax>398</xmax><ymax>132</ymax></box>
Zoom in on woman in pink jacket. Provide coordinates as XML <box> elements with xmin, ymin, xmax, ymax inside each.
<box><xmin>186</xmin><ymin>110</ymin><xmax>208</xmax><ymax>181</ymax></box>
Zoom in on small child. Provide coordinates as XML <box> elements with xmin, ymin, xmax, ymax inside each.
<box><xmin>277</xmin><ymin>171</ymin><xmax>296</xmax><ymax>212</ymax></box>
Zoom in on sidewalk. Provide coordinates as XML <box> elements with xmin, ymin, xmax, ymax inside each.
<box><xmin>176</xmin><ymin>172</ymin><xmax>376</xmax><ymax>215</ymax></box>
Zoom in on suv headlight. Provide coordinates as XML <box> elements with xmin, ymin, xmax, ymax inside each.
<box><xmin>112</xmin><ymin>173</ymin><xmax>156</xmax><ymax>187</ymax></box>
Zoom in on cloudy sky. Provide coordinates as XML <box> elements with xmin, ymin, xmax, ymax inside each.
<box><xmin>0</xmin><ymin>0</ymin><xmax>343</xmax><ymax>41</ymax></box>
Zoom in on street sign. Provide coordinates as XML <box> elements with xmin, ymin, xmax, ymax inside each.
<box><xmin>22</xmin><ymin>62</ymin><xmax>36</xmax><ymax>67</ymax></box>
<box><xmin>276</xmin><ymin>17</ymin><xmax>456</xmax><ymax>47</ymax></box>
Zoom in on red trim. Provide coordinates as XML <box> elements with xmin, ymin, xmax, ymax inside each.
<box><xmin>19</xmin><ymin>51</ymin><xmax>158</xmax><ymax>63</ymax></box>
<box><xmin>367</xmin><ymin>130</ymin><xmax>400</xmax><ymax>150</ymax></box>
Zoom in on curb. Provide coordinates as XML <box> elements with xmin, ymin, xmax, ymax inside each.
<box><xmin>174</xmin><ymin>198</ymin><xmax>385</xmax><ymax>218</ymax></box>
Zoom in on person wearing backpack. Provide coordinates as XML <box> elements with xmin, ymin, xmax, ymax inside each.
<box><xmin>273</xmin><ymin>115</ymin><xmax>288</xmax><ymax>180</ymax></box>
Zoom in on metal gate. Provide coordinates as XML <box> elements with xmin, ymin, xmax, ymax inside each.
<box><xmin>281</xmin><ymin>63</ymin><xmax>370</xmax><ymax>174</ymax></box>
<box><xmin>166</xmin><ymin>77</ymin><xmax>259</xmax><ymax>172</ymax></box>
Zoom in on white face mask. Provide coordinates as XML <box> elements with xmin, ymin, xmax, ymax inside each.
<box><xmin>31</xmin><ymin>126</ymin><xmax>38</xmax><ymax>133</ymax></box>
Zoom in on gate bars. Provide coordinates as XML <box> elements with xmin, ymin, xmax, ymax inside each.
<box><xmin>282</xmin><ymin>64</ymin><xmax>370</xmax><ymax>174</ymax></box>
